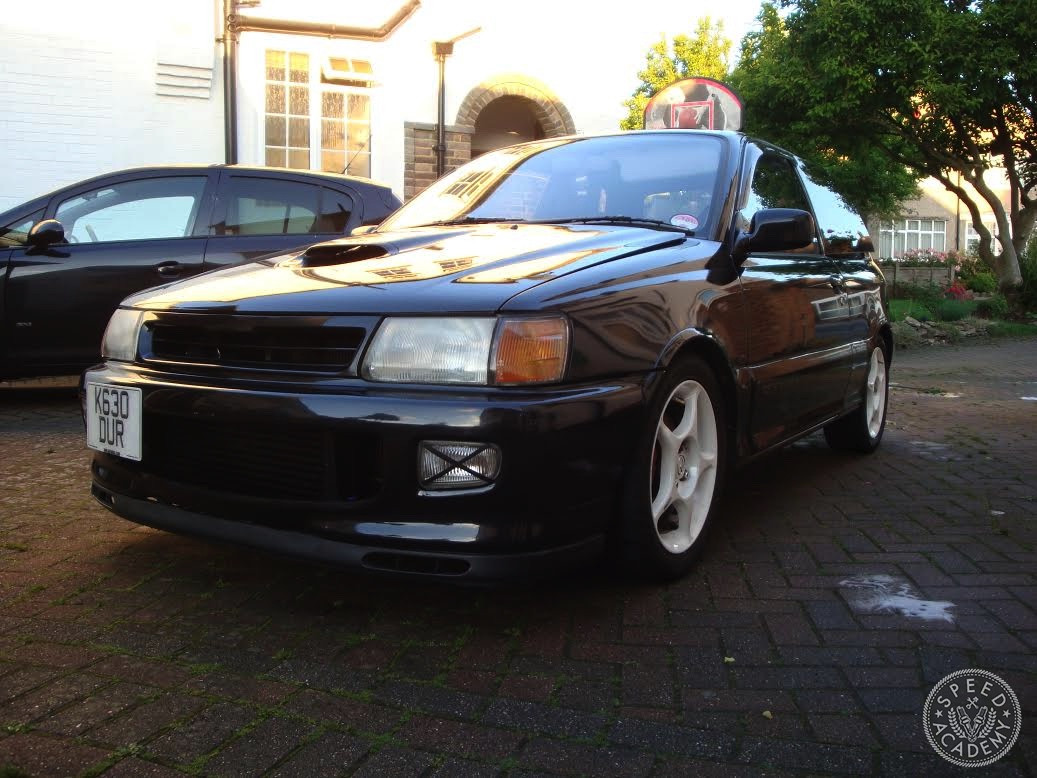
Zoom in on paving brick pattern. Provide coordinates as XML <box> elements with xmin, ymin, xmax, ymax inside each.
<box><xmin>1</xmin><ymin>339</ymin><xmax>1035</xmax><ymax>776</ymax></box>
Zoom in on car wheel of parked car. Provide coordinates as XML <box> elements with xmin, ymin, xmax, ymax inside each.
<box><xmin>621</xmin><ymin>355</ymin><xmax>727</xmax><ymax>580</ymax></box>
<box><xmin>824</xmin><ymin>343</ymin><xmax>888</xmax><ymax>453</ymax></box>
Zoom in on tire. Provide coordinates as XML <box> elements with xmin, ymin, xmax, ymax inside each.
<box><xmin>824</xmin><ymin>343</ymin><xmax>889</xmax><ymax>453</ymax></box>
<box><xmin>619</xmin><ymin>355</ymin><xmax>727</xmax><ymax>581</ymax></box>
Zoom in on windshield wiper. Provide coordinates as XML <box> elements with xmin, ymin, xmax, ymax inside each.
<box><xmin>412</xmin><ymin>217</ymin><xmax>518</xmax><ymax>227</ymax></box>
<box><xmin>529</xmin><ymin>216</ymin><xmax>694</xmax><ymax>235</ymax></box>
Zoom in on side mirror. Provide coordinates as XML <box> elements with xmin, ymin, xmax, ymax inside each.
<box><xmin>733</xmin><ymin>208</ymin><xmax>815</xmax><ymax>263</ymax></box>
<box><xmin>747</xmin><ymin>208</ymin><xmax>815</xmax><ymax>253</ymax></box>
<box><xmin>26</xmin><ymin>219</ymin><xmax>66</xmax><ymax>249</ymax></box>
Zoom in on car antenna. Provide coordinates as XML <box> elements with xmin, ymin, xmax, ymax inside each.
<box><xmin>343</xmin><ymin>137</ymin><xmax>370</xmax><ymax>176</ymax></box>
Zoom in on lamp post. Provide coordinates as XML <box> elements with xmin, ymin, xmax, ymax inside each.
<box><xmin>432</xmin><ymin>27</ymin><xmax>481</xmax><ymax>177</ymax></box>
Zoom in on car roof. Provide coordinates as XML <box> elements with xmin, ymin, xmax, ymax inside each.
<box><xmin>213</xmin><ymin>164</ymin><xmax>393</xmax><ymax>190</ymax></box>
<box><xmin>73</xmin><ymin>163</ymin><xmax>392</xmax><ymax>190</ymax></box>
<box><xmin>0</xmin><ymin>165</ymin><xmax>395</xmax><ymax>224</ymax></box>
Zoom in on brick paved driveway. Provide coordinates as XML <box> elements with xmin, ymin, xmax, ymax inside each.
<box><xmin>2</xmin><ymin>339</ymin><xmax>1035</xmax><ymax>777</ymax></box>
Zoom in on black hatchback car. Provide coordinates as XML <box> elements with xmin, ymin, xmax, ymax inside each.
<box><xmin>0</xmin><ymin>165</ymin><xmax>400</xmax><ymax>379</ymax></box>
<box><xmin>85</xmin><ymin>131</ymin><xmax>890</xmax><ymax>581</ymax></box>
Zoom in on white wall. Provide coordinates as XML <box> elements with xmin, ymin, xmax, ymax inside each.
<box><xmin>0</xmin><ymin>0</ymin><xmax>224</xmax><ymax>211</ymax></box>
<box><xmin>1</xmin><ymin>0</ymin><xmax>764</xmax><ymax>210</ymax></box>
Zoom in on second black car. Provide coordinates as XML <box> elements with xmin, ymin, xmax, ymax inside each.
<box><xmin>0</xmin><ymin>165</ymin><xmax>400</xmax><ymax>379</ymax></box>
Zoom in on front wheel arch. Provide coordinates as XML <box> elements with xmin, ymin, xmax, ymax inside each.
<box><xmin>654</xmin><ymin>333</ymin><xmax>738</xmax><ymax>453</ymax></box>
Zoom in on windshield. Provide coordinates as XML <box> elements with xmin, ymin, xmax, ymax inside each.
<box><xmin>380</xmin><ymin>133</ymin><xmax>725</xmax><ymax>235</ymax></box>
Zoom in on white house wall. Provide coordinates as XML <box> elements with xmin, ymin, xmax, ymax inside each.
<box><xmin>2</xmin><ymin>0</ymin><xmax>767</xmax><ymax>209</ymax></box>
<box><xmin>0</xmin><ymin>0</ymin><xmax>224</xmax><ymax>211</ymax></box>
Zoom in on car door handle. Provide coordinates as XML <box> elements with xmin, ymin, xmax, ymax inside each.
<box><xmin>156</xmin><ymin>261</ymin><xmax>183</xmax><ymax>278</ymax></box>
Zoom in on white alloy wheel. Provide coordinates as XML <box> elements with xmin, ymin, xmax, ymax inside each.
<box><xmin>823</xmin><ymin>342</ymin><xmax>889</xmax><ymax>453</ymax></box>
<box><xmin>649</xmin><ymin>379</ymin><xmax>719</xmax><ymax>554</ymax></box>
<box><xmin>865</xmin><ymin>347</ymin><xmax>887</xmax><ymax>439</ymax></box>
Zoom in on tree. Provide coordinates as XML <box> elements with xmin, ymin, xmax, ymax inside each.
<box><xmin>731</xmin><ymin>0</ymin><xmax>1037</xmax><ymax>292</ymax></box>
<box><xmin>620</xmin><ymin>18</ymin><xmax>732</xmax><ymax>131</ymax></box>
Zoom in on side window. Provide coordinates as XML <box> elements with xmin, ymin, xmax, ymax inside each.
<box><xmin>313</xmin><ymin>188</ymin><xmax>354</xmax><ymax>233</ymax></box>
<box><xmin>0</xmin><ymin>209</ymin><xmax>44</xmax><ymax>247</ymax></box>
<box><xmin>740</xmin><ymin>153</ymin><xmax>819</xmax><ymax>254</ymax></box>
<box><xmin>798</xmin><ymin>164</ymin><xmax>871</xmax><ymax>257</ymax></box>
<box><xmin>219</xmin><ymin>177</ymin><xmax>321</xmax><ymax>236</ymax></box>
<box><xmin>55</xmin><ymin>177</ymin><xmax>207</xmax><ymax>243</ymax></box>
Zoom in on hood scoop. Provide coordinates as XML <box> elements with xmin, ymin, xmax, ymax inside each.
<box><xmin>300</xmin><ymin>242</ymin><xmax>391</xmax><ymax>267</ymax></box>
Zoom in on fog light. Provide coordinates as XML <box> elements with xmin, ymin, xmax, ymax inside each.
<box><xmin>419</xmin><ymin>441</ymin><xmax>501</xmax><ymax>492</ymax></box>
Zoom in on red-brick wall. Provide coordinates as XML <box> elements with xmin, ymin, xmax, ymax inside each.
<box><xmin>403</xmin><ymin>122</ymin><xmax>473</xmax><ymax>201</ymax></box>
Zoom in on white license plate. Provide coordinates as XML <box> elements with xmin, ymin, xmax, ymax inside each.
<box><xmin>86</xmin><ymin>383</ymin><xmax>142</xmax><ymax>461</ymax></box>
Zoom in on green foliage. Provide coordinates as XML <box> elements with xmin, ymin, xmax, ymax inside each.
<box><xmin>955</xmin><ymin>246</ymin><xmax>994</xmax><ymax>280</ymax></box>
<box><xmin>729</xmin><ymin>0</ymin><xmax>1036</xmax><ymax>287</ymax></box>
<box><xmin>620</xmin><ymin>18</ymin><xmax>731</xmax><ymax>130</ymax></box>
<box><xmin>728</xmin><ymin>3</ymin><xmax>920</xmax><ymax>220</ymax></box>
<box><xmin>975</xmin><ymin>294</ymin><xmax>1010</xmax><ymax>319</ymax></box>
<box><xmin>987</xmin><ymin>321</ymin><xmax>1037</xmax><ymax>337</ymax></box>
<box><xmin>964</xmin><ymin>272</ymin><xmax>998</xmax><ymax>294</ymax></box>
<box><xmin>933</xmin><ymin>299</ymin><xmax>976</xmax><ymax>322</ymax></box>
<box><xmin>889</xmin><ymin>281</ymin><xmax>943</xmax><ymax>306</ymax></box>
<box><xmin>889</xmin><ymin>298</ymin><xmax>933</xmax><ymax>322</ymax></box>
<box><xmin>889</xmin><ymin>283</ymin><xmax>977</xmax><ymax>322</ymax></box>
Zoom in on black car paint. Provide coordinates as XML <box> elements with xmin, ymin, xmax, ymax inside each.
<box><xmin>0</xmin><ymin>165</ymin><xmax>400</xmax><ymax>378</ymax></box>
<box><xmin>85</xmin><ymin>132</ymin><xmax>890</xmax><ymax>579</ymax></box>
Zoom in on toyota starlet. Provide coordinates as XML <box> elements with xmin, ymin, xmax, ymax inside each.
<box><xmin>85</xmin><ymin>130</ymin><xmax>890</xmax><ymax>581</ymax></box>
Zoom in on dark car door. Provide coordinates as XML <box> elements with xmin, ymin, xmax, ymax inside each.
<box><xmin>203</xmin><ymin>172</ymin><xmax>361</xmax><ymax>268</ymax></box>
<box><xmin>797</xmin><ymin>162</ymin><xmax>883</xmax><ymax>409</ymax></box>
<box><xmin>0</xmin><ymin>207</ymin><xmax>45</xmax><ymax>376</ymax></box>
<box><xmin>736</xmin><ymin>148</ymin><xmax>852</xmax><ymax>451</ymax></box>
<box><xmin>4</xmin><ymin>172</ymin><xmax>216</xmax><ymax>375</ymax></box>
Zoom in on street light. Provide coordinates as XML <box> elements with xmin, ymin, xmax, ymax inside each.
<box><xmin>433</xmin><ymin>26</ymin><xmax>481</xmax><ymax>177</ymax></box>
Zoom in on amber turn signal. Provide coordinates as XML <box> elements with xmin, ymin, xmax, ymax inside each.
<box><xmin>493</xmin><ymin>317</ymin><xmax>569</xmax><ymax>385</ymax></box>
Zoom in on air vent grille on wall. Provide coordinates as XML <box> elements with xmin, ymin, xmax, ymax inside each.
<box><xmin>156</xmin><ymin>62</ymin><xmax>214</xmax><ymax>99</ymax></box>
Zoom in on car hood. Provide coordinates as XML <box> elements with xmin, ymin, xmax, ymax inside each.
<box><xmin>124</xmin><ymin>223</ymin><xmax>689</xmax><ymax>314</ymax></box>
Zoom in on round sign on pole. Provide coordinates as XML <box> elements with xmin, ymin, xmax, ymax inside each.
<box><xmin>643</xmin><ymin>78</ymin><xmax>744</xmax><ymax>132</ymax></box>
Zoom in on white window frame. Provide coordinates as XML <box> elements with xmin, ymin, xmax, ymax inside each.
<box><xmin>262</xmin><ymin>50</ymin><xmax>372</xmax><ymax>178</ymax></box>
<box><xmin>965</xmin><ymin>219</ymin><xmax>998</xmax><ymax>254</ymax></box>
<box><xmin>879</xmin><ymin>218</ymin><xmax>947</xmax><ymax>258</ymax></box>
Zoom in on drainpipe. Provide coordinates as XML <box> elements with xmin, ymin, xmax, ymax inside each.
<box><xmin>222</xmin><ymin>0</ymin><xmax>421</xmax><ymax>165</ymax></box>
<box><xmin>222</xmin><ymin>0</ymin><xmax>238</xmax><ymax>164</ymax></box>
<box><xmin>228</xmin><ymin>0</ymin><xmax>420</xmax><ymax>40</ymax></box>
<box><xmin>433</xmin><ymin>42</ymin><xmax>451</xmax><ymax>177</ymax></box>
<box><xmin>431</xmin><ymin>27</ymin><xmax>480</xmax><ymax>178</ymax></box>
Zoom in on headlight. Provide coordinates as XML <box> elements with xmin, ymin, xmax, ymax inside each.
<box><xmin>362</xmin><ymin>318</ymin><xmax>495</xmax><ymax>384</ymax></box>
<box><xmin>100</xmin><ymin>309</ymin><xmax>144</xmax><ymax>362</ymax></box>
<box><xmin>361</xmin><ymin>316</ymin><xmax>569</xmax><ymax>385</ymax></box>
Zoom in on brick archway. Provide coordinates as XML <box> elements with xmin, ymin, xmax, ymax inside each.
<box><xmin>403</xmin><ymin>74</ymin><xmax>576</xmax><ymax>200</ymax></box>
<box><xmin>455</xmin><ymin>74</ymin><xmax>576</xmax><ymax>138</ymax></box>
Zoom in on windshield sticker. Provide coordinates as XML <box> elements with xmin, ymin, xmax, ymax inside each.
<box><xmin>670</xmin><ymin>214</ymin><xmax>699</xmax><ymax>230</ymax></box>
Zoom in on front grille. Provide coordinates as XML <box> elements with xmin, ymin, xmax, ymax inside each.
<box><xmin>142</xmin><ymin>314</ymin><xmax>370</xmax><ymax>374</ymax></box>
<box><xmin>144</xmin><ymin>414</ymin><xmax>378</xmax><ymax>501</ymax></box>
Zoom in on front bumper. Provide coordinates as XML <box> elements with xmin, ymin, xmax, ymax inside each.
<box><xmin>86</xmin><ymin>364</ymin><xmax>647</xmax><ymax>580</ymax></box>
